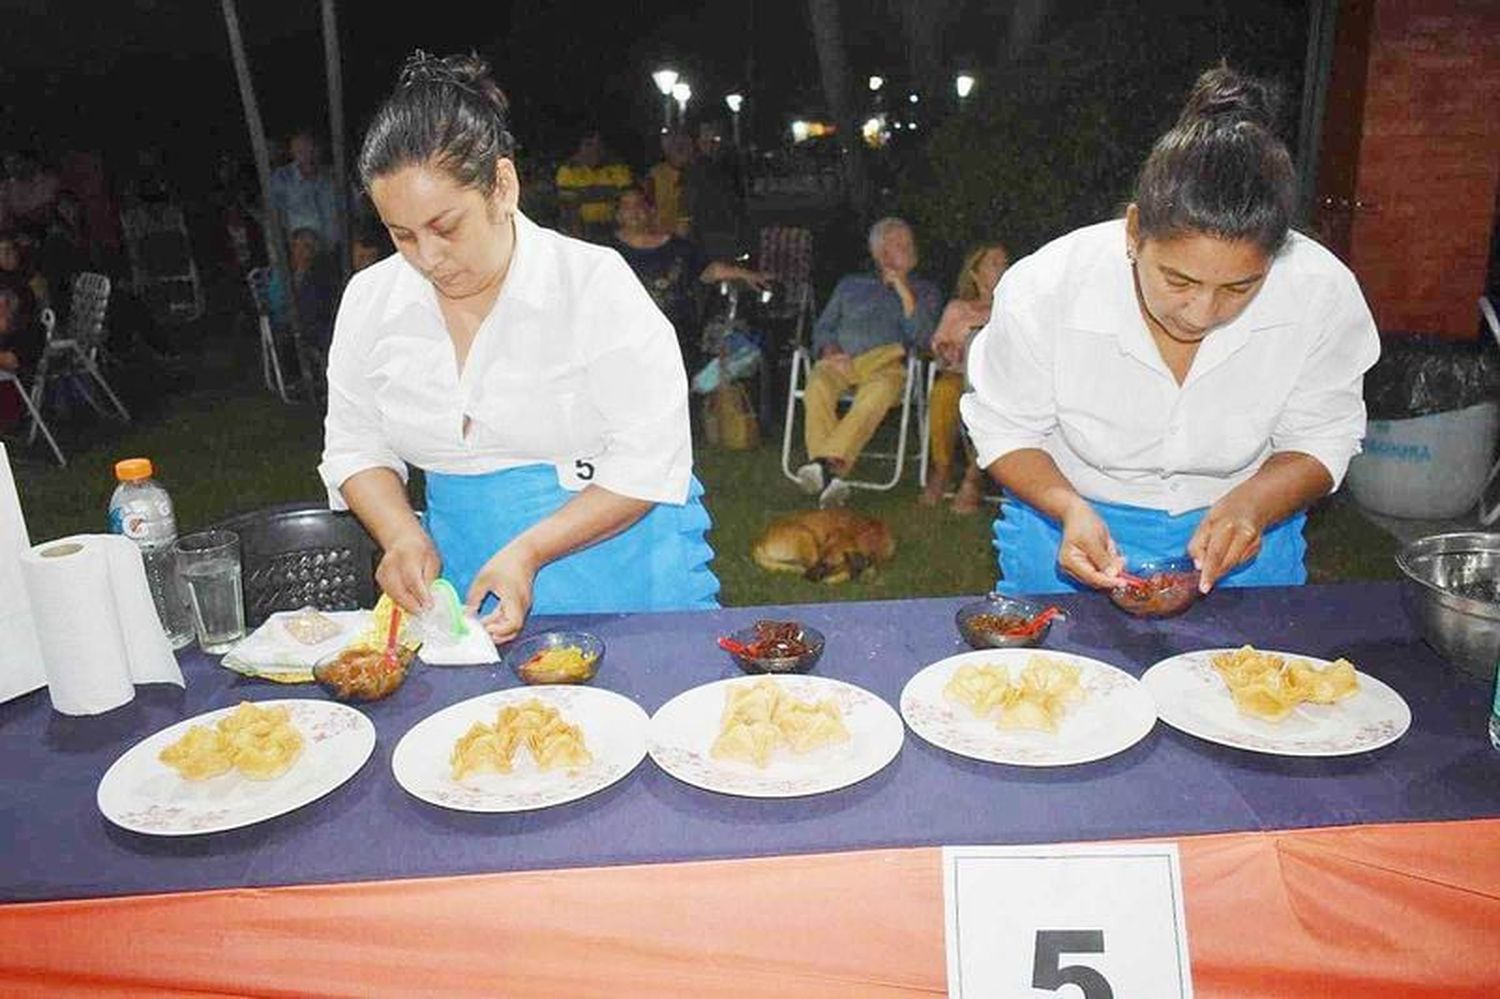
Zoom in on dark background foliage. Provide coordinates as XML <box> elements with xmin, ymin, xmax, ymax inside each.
<box><xmin>897</xmin><ymin>0</ymin><xmax>1306</xmax><ymax>282</ymax></box>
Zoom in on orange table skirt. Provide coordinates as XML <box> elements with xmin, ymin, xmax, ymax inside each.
<box><xmin>3</xmin><ymin>819</ymin><xmax>1499</xmax><ymax>997</ymax></box>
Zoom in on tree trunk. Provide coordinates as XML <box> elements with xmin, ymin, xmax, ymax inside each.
<box><xmin>220</xmin><ymin>0</ymin><xmax>312</xmax><ymax>404</ymax></box>
<box><xmin>807</xmin><ymin>0</ymin><xmax>868</xmax><ymax>216</ymax></box>
<box><xmin>321</xmin><ymin>0</ymin><xmax>351</xmax><ymax>282</ymax></box>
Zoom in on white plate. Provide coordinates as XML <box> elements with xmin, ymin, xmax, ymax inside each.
<box><xmin>1142</xmin><ymin>648</ymin><xmax>1412</xmax><ymax>756</ymax></box>
<box><xmin>900</xmin><ymin>649</ymin><xmax>1157</xmax><ymax>767</ymax></box>
<box><xmin>648</xmin><ymin>675</ymin><xmax>904</xmax><ymax>798</ymax></box>
<box><xmin>392</xmin><ymin>686</ymin><xmax>648</xmax><ymax>812</ymax></box>
<box><xmin>96</xmin><ymin>699</ymin><xmax>375</xmax><ymax>836</ymax></box>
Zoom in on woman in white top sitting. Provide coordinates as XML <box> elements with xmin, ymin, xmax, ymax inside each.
<box><xmin>319</xmin><ymin>51</ymin><xmax>717</xmax><ymax>642</ymax></box>
<box><xmin>942</xmin><ymin>64</ymin><xmax>1380</xmax><ymax>596</ymax></box>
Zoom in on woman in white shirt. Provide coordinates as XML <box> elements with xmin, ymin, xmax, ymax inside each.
<box><xmin>945</xmin><ymin>65</ymin><xmax>1379</xmax><ymax>596</ymax></box>
<box><xmin>319</xmin><ymin>52</ymin><xmax>717</xmax><ymax>642</ymax></box>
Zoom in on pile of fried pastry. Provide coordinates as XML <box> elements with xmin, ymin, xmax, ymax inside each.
<box><xmin>450</xmin><ymin>699</ymin><xmax>592</xmax><ymax>779</ymax></box>
<box><xmin>159</xmin><ymin>702</ymin><xmax>305</xmax><ymax>781</ymax></box>
<box><xmin>710</xmin><ymin>678</ymin><xmax>850</xmax><ymax>768</ymax></box>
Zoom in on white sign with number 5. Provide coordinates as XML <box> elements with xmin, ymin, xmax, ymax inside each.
<box><xmin>943</xmin><ymin>842</ymin><xmax>1193</xmax><ymax>999</ymax></box>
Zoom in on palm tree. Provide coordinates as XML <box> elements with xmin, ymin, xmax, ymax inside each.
<box><xmin>807</xmin><ymin>0</ymin><xmax>869</xmax><ymax>215</ymax></box>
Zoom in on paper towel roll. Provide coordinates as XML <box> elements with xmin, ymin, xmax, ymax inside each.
<box><xmin>19</xmin><ymin>534</ymin><xmax>185</xmax><ymax>716</ymax></box>
<box><xmin>0</xmin><ymin>443</ymin><xmax>46</xmax><ymax>705</ymax></box>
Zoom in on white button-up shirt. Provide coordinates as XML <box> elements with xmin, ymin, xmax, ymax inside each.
<box><xmin>962</xmin><ymin>219</ymin><xmax>1380</xmax><ymax>515</ymax></box>
<box><xmin>319</xmin><ymin>212</ymin><xmax>692</xmax><ymax>510</ymax></box>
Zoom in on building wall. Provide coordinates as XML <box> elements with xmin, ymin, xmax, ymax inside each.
<box><xmin>1348</xmin><ymin>0</ymin><xmax>1500</xmax><ymax>338</ymax></box>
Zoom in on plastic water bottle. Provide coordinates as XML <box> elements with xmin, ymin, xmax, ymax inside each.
<box><xmin>1491</xmin><ymin>664</ymin><xmax>1500</xmax><ymax>751</ymax></box>
<box><xmin>108</xmin><ymin>457</ymin><xmax>194</xmax><ymax>650</ymax></box>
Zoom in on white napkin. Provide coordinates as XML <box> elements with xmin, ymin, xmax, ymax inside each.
<box><xmin>18</xmin><ymin>533</ymin><xmax>185</xmax><ymax>716</ymax></box>
<box><xmin>0</xmin><ymin>443</ymin><xmax>46</xmax><ymax>705</ymax></box>
<box><xmin>222</xmin><ymin>607</ymin><xmax>498</xmax><ymax>681</ymax></box>
<box><xmin>416</xmin><ymin>614</ymin><xmax>500</xmax><ymax>666</ymax></box>
<box><xmin>221</xmin><ymin>609</ymin><xmax>368</xmax><ymax>682</ymax></box>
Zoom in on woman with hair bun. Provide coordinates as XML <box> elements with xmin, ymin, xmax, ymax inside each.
<box><xmin>319</xmin><ymin>51</ymin><xmax>718</xmax><ymax>643</ymax></box>
<box><xmin>941</xmin><ymin>64</ymin><xmax>1380</xmax><ymax>596</ymax></box>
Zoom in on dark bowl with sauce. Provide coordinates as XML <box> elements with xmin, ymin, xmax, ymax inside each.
<box><xmin>955</xmin><ymin>595</ymin><xmax>1055</xmax><ymax>649</ymax></box>
<box><xmin>723</xmin><ymin>621</ymin><xmax>825</xmax><ymax>674</ymax></box>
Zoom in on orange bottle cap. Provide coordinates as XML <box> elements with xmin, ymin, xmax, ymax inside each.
<box><xmin>114</xmin><ymin>458</ymin><xmax>154</xmax><ymax>481</ymax></box>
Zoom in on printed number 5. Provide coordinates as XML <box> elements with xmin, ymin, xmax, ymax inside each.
<box><xmin>574</xmin><ymin>459</ymin><xmax>595</xmax><ymax>481</ymax></box>
<box><xmin>1032</xmin><ymin>930</ymin><xmax>1113</xmax><ymax>999</ymax></box>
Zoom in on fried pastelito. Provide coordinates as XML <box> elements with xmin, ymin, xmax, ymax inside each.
<box><xmin>449</xmin><ymin>698</ymin><xmax>592</xmax><ymax>780</ymax></box>
<box><xmin>943</xmin><ymin>657</ymin><xmax>1087</xmax><ymax>734</ymax></box>
<box><xmin>710</xmin><ymin>677</ymin><xmax>850</xmax><ymax>768</ymax></box>
<box><xmin>159</xmin><ymin>701</ymin><xmax>304</xmax><ymax>781</ymax></box>
<box><xmin>1210</xmin><ymin>646</ymin><xmax>1359</xmax><ymax>722</ymax></box>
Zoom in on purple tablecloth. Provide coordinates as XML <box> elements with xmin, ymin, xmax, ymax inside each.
<box><xmin>1</xmin><ymin>582</ymin><xmax>1494</xmax><ymax>903</ymax></box>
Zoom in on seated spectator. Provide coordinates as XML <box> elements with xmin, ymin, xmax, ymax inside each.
<box><xmin>3</xmin><ymin>151</ymin><xmax>61</xmax><ymax>242</ymax></box>
<box><xmin>269</xmin><ymin>227</ymin><xmax>339</xmax><ymax>351</ymax></box>
<box><xmin>645</xmin><ymin>130</ymin><xmax>694</xmax><ymax>237</ymax></box>
<box><xmin>38</xmin><ymin>192</ymin><xmax>97</xmax><ymax>320</ymax></box>
<box><xmin>609</xmin><ymin>187</ymin><xmax>766</xmax><ymax>372</ymax></box>
<box><xmin>794</xmin><ymin>218</ymin><xmax>940</xmax><ymax>508</ymax></box>
<box><xmin>0</xmin><ymin>233</ymin><xmax>43</xmax><ymax>325</ymax></box>
<box><xmin>270</xmin><ymin>131</ymin><xmax>339</xmax><ymax>252</ymax></box>
<box><xmin>350</xmin><ymin>220</ymin><xmax>392</xmax><ymax>273</ymax></box>
<box><xmin>0</xmin><ymin>288</ymin><xmax>41</xmax><ymax>430</ymax></box>
<box><xmin>923</xmin><ymin>241</ymin><xmax>1009</xmax><ymax>513</ymax></box>
<box><xmin>555</xmin><ymin>130</ymin><xmax>633</xmax><ymax>242</ymax></box>
<box><xmin>684</xmin><ymin>123</ymin><xmax>746</xmax><ymax>259</ymax></box>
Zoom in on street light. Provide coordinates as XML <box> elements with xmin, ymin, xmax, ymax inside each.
<box><xmin>907</xmin><ymin>92</ymin><xmax>919</xmax><ymax>104</ymax></box>
<box><xmin>955</xmin><ymin>72</ymin><xmax>976</xmax><ymax>102</ymax></box>
<box><xmin>652</xmin><ymin>68</ymin><xmax>678</xmax><ymax>130</ymax></box>
<box><xmin>725</xmin><ymin>92</ymin><xmax>743</xmax><ymax>147</ymax></box>
<box><xmin>671</xmin><ymin>81</ymin><xmax>692</xmax><ymax>122</ymax></box>
<box><xmin>868</xmin><ymin>75</ymin><xmax>884</xmax><ymax>92</ymax></box>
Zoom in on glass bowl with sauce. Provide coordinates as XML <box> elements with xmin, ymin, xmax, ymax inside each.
<box><xmin>1108</xmin><ymin>557</ymin><xmax>1202</xmax><ymax>618</ymax></box>
<box><xmin>954</xmin><ymin>595</ymin><xmax>1058</xmax><ymax>649</ymax></box>
<box><xmin>504</xmin><ymin>631</ymin><xmax>604</xmax><ymax>685</ymax></box>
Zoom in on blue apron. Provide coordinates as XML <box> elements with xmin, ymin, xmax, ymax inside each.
<box><xmin>425</xmin><ymin>465</ymin><xmax>720</xmax><ymax>615</ymax></box>
<box><xmin>992</xmin><ymin>493</ymin><xmax>1307</xmax><ymax>596</ymax></box>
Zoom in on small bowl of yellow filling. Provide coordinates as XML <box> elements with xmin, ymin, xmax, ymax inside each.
<box><xmin>503</xmin><ymin>630</ymin><xmax>604</xmax><ymax>685</ymax></box>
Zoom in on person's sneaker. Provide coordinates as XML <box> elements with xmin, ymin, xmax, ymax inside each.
<box><xmin>818</xmin><ymin>476</ymin><xmax>851</xmax><ymax>509</ymax></box>
<box><xmin>794</xmin><ymin>461</ymin><xmax>825</xmax><ymax>495</ymax></box>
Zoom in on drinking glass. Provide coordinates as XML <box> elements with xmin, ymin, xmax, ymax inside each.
<box><xmin>174</xmin><ymin>530</ymin><xmax>246</xmax><ymax>653</ymax></box>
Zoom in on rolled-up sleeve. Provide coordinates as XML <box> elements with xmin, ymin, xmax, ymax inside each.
<box><xmin>961</xmin><ymin>282</ymin><xmax>1057</xmax><ymax>468</ymax></box>
<box><xmin>810</xmin><ymin>278</ymin><xmax>847</xmax><ymax>354</ymax></box>
<box><xmin>1271</xmin><ymin>274</ymin><xmax>1381</xmax><ymax>488</ymax></box>
<box><xmin>901</xmin><ymin>279</ymin><xmax>942</xmax><ymax>346</ymax></box>
<box><xmin>317</xmin><ymin>275</ymin><xmax>408</xmax><ymax>510</ymax></box>
<box><xmin>578</xmin><ymin>252</ymin><xmax>693</xmax><ymax>505</ymax></box>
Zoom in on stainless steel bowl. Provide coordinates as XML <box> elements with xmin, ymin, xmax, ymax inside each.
<box><xmin>1395</xmin><ymin>532</ymin><xmax>1500</xmax><ymax>680</ymax></box>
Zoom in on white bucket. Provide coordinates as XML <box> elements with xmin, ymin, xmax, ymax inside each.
<box><xmin>1347</xmin><ymin>401</ymin><xmax>1500</xmax><ymax>519</ymax></box>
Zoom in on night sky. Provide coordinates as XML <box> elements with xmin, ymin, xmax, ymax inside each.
<box><xmin>0</xmin><ymin>1</ymin><xmax>1309</xmax><ymax>192</ymax></box>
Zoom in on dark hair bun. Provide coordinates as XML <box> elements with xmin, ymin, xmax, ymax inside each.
<box><xmin>1132</xmin><ymin>63</ymin><xmax>1296</xmax><ymax>253</ymax></box>
<box><xmin>398</xmin><ymin>50</ymin><xmax>509</xmax><ymax>121</ymax></box>
<box><xmin>1177</xmin><ymin>63</ymin><xmax>1282</xmax><ymax>134</ymax></box>
<box><xmin>359</xmin><ymin>49</ymin><xmax>516</xmax><ymax>193</ymax></box>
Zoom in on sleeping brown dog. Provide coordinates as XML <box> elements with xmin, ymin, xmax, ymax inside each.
<box><xmin>752</xmin><ymin>509</ymin><xmax>895</xmax><ymax>583</ymax></box>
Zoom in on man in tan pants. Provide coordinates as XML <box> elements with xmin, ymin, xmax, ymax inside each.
<box><xmin>795</xmin><ymin>218</ymin><xmax>941</xmax><ymax>507</ymax></box>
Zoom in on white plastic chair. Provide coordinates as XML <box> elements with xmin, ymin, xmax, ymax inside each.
<box><xmin>246</xmin><ymin>267</ymin><xmax>291</xmax><ymax>403</ymax></box>
<box><xmin>779</xmin><ymin>346</ymin><xmax>926</xmax><ymax>492</ymax></box>
<box><xmin>1477</xmin><ymin>295</ymin><xmax>1500</xmax><ymax>526</ymax></box>
<box><xmin>0</xmin><ymin>310</ymin><xmax>65</xmax><ymax>466</ymax></box>
<box><xmin>28</xmin><ymin>274</ymin><xmax>131</xmax><ymax>437</ymax></box>
<box><xmin>120</xmin><ymin>203</ymin><xmax>205</xmax><ymax>323</ymax></box>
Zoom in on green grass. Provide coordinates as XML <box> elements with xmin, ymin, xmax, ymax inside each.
<box><xmin>6</xmin><ymin>329</ymin><xmax>1400</xmax><ymax>601</ymax></box>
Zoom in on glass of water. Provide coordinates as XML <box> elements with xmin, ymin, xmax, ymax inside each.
<box><xmin>174</xmin><ymin>530</ymin><xmax>246</xmax><ymax>654</ymax></box>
